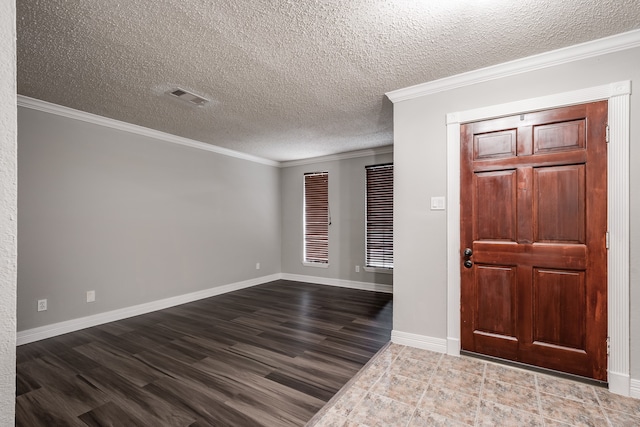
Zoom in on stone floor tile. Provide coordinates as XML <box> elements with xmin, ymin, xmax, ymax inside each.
<box><xmin>483</xmin><ymin>363</ymin><xmax>537</xmax><ymax>390</ymax></box>
<box><xmin>370</xmin><ymin>372</ymin><xmax>428</xmax><ymax>406</ymax></box>
<box><xmin>352</xmin><ymin>363</ymin><xmax>386</xmax><ymax>390</ymax></box>
<box><xmin>539</xmin><ymin>392</ymin><xmax>608</xmax><ymax>427</ymax></box>
<box><xmin>604</xmin><ymin>407</ymin><xmax>640</xmax><ymax>426</ymax></box>
<box><xmin>326</xmin><ymin>386</ymin><xmax>368</xmax><ymax>418</ymax></box>
<box><xmin>388</xmin><ymin>355</ymin><xmax>436</xmax><ymax>384</ymax></box>
<box><xmin>408</xmin><ymin>408</ymin><xmax>471</xmax><ymax>426</ymax></box>
<box><xmin>475</xmin><ymin>400</ymin><xmax>543</xmax><ymax>426</ymax></box>
<box><xmin>417</xmin><ymin>384</ymin><xmax>479</xmax><ymax>425</ymax></box>
<box><xmin>312</xmin><ymin>410</ymin><xmax>348</xmax><ymax>427</ymax></box>
<box><xmin>348</xmin><ymin>392</ymin><xmax>415</xmax><ymax>427</ymax></box>
<box><xmin>430</xmin><ymin>365</ymin><xmax>484</xmax><ymax>397</ymax></box>
<box><xmin>536</xmin><ymin>374</ymin><xmax>599</xmax><ymax>405</ymax></box>
<box><xmin>595</xmin><ymin>386</ymin><xmax>640</xmax><ymax>416</ymax></box>
<box><xmin>437</xmin><ymin>355</ymin><xmax>487</xmax><ymax>375</ymax></box>
<box><xmin>481</xmin><ymin>377</ymin><xmax>540</xmax><ymax>414</ymax></box>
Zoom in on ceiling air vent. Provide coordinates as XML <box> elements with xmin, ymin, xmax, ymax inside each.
<box><xmin>167</xmin><ymin>88</ymin><xmax>209</xmax><ymax>106</ymax></box>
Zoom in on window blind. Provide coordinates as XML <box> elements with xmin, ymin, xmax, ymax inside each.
<box><xmin>366</xmin><ymin>164</ymin><xmax>393</xmax><ymax>269</ymax></box>
<box><xmin>304</xmin><ymin>172</ymin><xmax>329</xmax><ymax>264</ymax></box>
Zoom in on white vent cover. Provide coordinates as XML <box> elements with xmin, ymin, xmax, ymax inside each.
<box><xmin>167</xmin><ymin>88</ymin><xmax>209</xmax><ymax>106</ymax></box>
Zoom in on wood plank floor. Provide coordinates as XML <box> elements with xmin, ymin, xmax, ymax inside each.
<box><xmin>16</xmin><ymin>280</ymin><xmax>393</xmax><ymax>426</ymax></box>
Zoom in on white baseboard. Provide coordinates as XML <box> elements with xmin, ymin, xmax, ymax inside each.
<box><xmin>628</xmin><ymin>378</ymin><xmax>640</xmax><ymax>399</ymax></box>
<box><xmin>608</xmin><ymin>371</ymin><xmax>631</xmax><ymax>397</ymax></box>
<box><xmin>280</xmin><ymin>273</ymin><xmax>393</xmax><ymax>294</ymax></box>
<box><xmin>17</xmin><ymin>274</ymin><xmax>281</xmax><ymax>346</ymax></box>
<box><xmin>391</xmin><ymin>330</ymin><xmax>447</xmax><ymax>354</ymax></box>
<box><xmin>447</xmin><ymin>337</ymin><xmax>461</xmax><ymax>356</ymax></box>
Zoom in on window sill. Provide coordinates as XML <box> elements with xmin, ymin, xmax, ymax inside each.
<box><xmin>363</xmin><ymin>267</ymin><xmax>393</xmax><ymax>274</ymax></box>
<box><xmin>303</xmin><ymin>262</ymin><xmax>329</xmax><ymax>269</ymax></box>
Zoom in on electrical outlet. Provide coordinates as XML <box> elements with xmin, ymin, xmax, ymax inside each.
<box><xmin>355</xmin><ymin>265</ymin><xmax>360</xmax><ymax>273</ymax></box>
<box><xmin>37</xmin><ymin>299</ymin><xmax>47</xmax><ymax>312</ymax></box>
<box><xmin>86</xmin><ymin>290</ymin><xmax>95</xmax><ymax>303</ymax></box>
<box><xmin>256</xmin><ymin>262</ymin><xmax>260</xmax><ymax>270</ymax></box>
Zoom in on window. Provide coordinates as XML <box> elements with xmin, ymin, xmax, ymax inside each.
<box><xmin>365</xmin><ymin>164</ymin><xmax>393</xmax><ymax>269</ymax></box>
<box><xmin>304</xmin><ymin>172</ymin><xmax>329</xmax><ymax>265</ymax></box>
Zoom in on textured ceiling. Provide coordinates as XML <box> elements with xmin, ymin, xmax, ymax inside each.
<box><xmin>17</xmin><ymin>0</ymin><xmax>640</xmax><ymax>162</ymax></box>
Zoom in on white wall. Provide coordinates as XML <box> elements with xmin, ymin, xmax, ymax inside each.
<box><xmin>0</xmin><ymin>0</ymin><xmax>17</xmax><ymax>423</ymax></box>
<box><xmin>281</xmin><ymin>153</ymin><xmax>393</xmax><ymax>287</ymax></box>
<box><xmin>393</xmin><ymin>46</ymin><xmax>640</xmax><ymax>378</ymax></box>
<box><xmin>17</xmin><ymin>107</ymin><xmax>281</xmax><ymax>331</ymax></box>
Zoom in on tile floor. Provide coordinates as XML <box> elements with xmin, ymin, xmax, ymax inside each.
<box><xmin>307</xmin><ymin>343</ymin><xmax>640</xmax><ymax>427</ymax></box>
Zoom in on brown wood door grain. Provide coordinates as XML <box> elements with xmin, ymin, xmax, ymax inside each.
<box><xmin>460</xmin><ymin>101</ymin><xmax>608</xmax><ymax>381</ymax></box>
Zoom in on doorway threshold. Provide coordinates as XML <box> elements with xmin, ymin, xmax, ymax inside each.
<box><xmin>460</xmin><ymin>350</ymin><xmax>608</xmax><ymax>389</ymax></box>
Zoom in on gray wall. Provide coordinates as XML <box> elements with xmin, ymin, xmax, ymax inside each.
<box><xmin>393</xmin><ymin>48</ymin><xmax>640</xmax><ymax>376</ymax></box>
<box><xmin>18</xmin><ymin>107</ymin><xmax>281</xmax><ymax>331</ymax></box>
<box><xmin>281</xmin><ymin>153</ymin><xmax>393</xmax><ymax>286</ymax></box>
<box><xmin>0</xmin><ymin>0</ymin><xmax>17</xmax><ymax>423</ymax></box>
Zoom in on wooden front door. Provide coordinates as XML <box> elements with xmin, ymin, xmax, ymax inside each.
<box><xmin>460</xmin><ymin>101</ymin><xmax>608</xmax><ymax>381</ymax></box>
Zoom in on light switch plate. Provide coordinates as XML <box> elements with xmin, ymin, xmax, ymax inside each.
<box><xmin>430</xmin><ymin>196</ymin><xmax>446</xmax><ymax>211</ymax></box>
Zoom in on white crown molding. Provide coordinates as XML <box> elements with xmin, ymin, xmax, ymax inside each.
<box><xmin>17</xmin><ymin>95</ymin><xmax>281</xmax><ymax>167</ymax></box>
<box><xmin>280</xmin><ymin>273</ymin><xmax>393</xmax><ymax>293</ymax></box>
<box><xmin>387</xmin><ymin>29</ymin><xmax>640</xmax><ymax>103</ymax></box>
<box><xmin>280</xmin><ymin>145</ymin><xmax>394</xmax><ymax>168</ymax></box>
<box><xmin>17</xmin><ymin>274</ymin><xmax>281</xmax><ymax>345</ymax></box>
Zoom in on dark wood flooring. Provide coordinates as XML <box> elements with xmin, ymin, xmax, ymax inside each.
<box><xmin>16</xmin><ymin>280</ymin><xmax>393</xmax><ymax>426</ymax></box>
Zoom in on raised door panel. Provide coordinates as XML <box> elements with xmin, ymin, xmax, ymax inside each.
<box><xmin>474</xmin><ymin>130</ymin><xmax>517</xmax><ymax>160</ymax></box>
<box><xmin>533</xmin><ymin>269</ymin><xmax>586</xmax><ymax>351</ymax></box>
<box><xmin>533</xmin><ymin>119</ymin><xmax>585</xmax><ymax>154</ymax></box>
<box><xmin>474</xmin><ymin>171</ymin><xmax>517</xmax><ymax>241</ymax></box>
<box><xmin>534</xmin><ymin>165</ymin><xmax>586</xmax><ymax>244</ymax></box>
<box><xmin>476</xmin><ymin>265</ymin><xmax>517</xmax><ymax>337</ymax></box>
<box><xmin>473</xmin><ymin>264</ymin><xmax>519</xmax><ymax>359</ymax></box>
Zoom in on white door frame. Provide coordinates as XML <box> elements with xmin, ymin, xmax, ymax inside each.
<box><xmin>445</xmin><ymin>81</ymin><xmax>631</xmax><ymax>396</ymax></box>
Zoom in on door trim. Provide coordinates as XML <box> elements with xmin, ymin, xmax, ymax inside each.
<box><xmin>445</xmin><ymin>81</ymin><xmax>631</xmax><ymax>396</ymax></box>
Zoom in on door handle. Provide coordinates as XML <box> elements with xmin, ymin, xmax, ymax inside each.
<box><xmin>463</xmin><ymin>248</ymin><xmax>473</xmax><ymax>268</ymax></box>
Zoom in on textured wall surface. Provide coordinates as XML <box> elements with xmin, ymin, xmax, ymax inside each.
<box><xmin>0</xmin><ymin>0</ymin><xmax>17</xmax><ymax>424</ymax></box>
<box><xmin>281</xmin><ymin>152</ymin><xmax>393</xmax><ymax>286</ymax></box>
<box><xmin>16</xmin><ymin>0</ymin><xmax>640</xmax><ymax>161</ymax></box>
<box><xmin>17</xmin><ymin>108</ymin><xmax>281</xmax><ymax>331</ymax></box>
<box><xmin>392</xmin><ymin>47</ymin><xmax>640</xmax><ymax>377</ymax></box>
